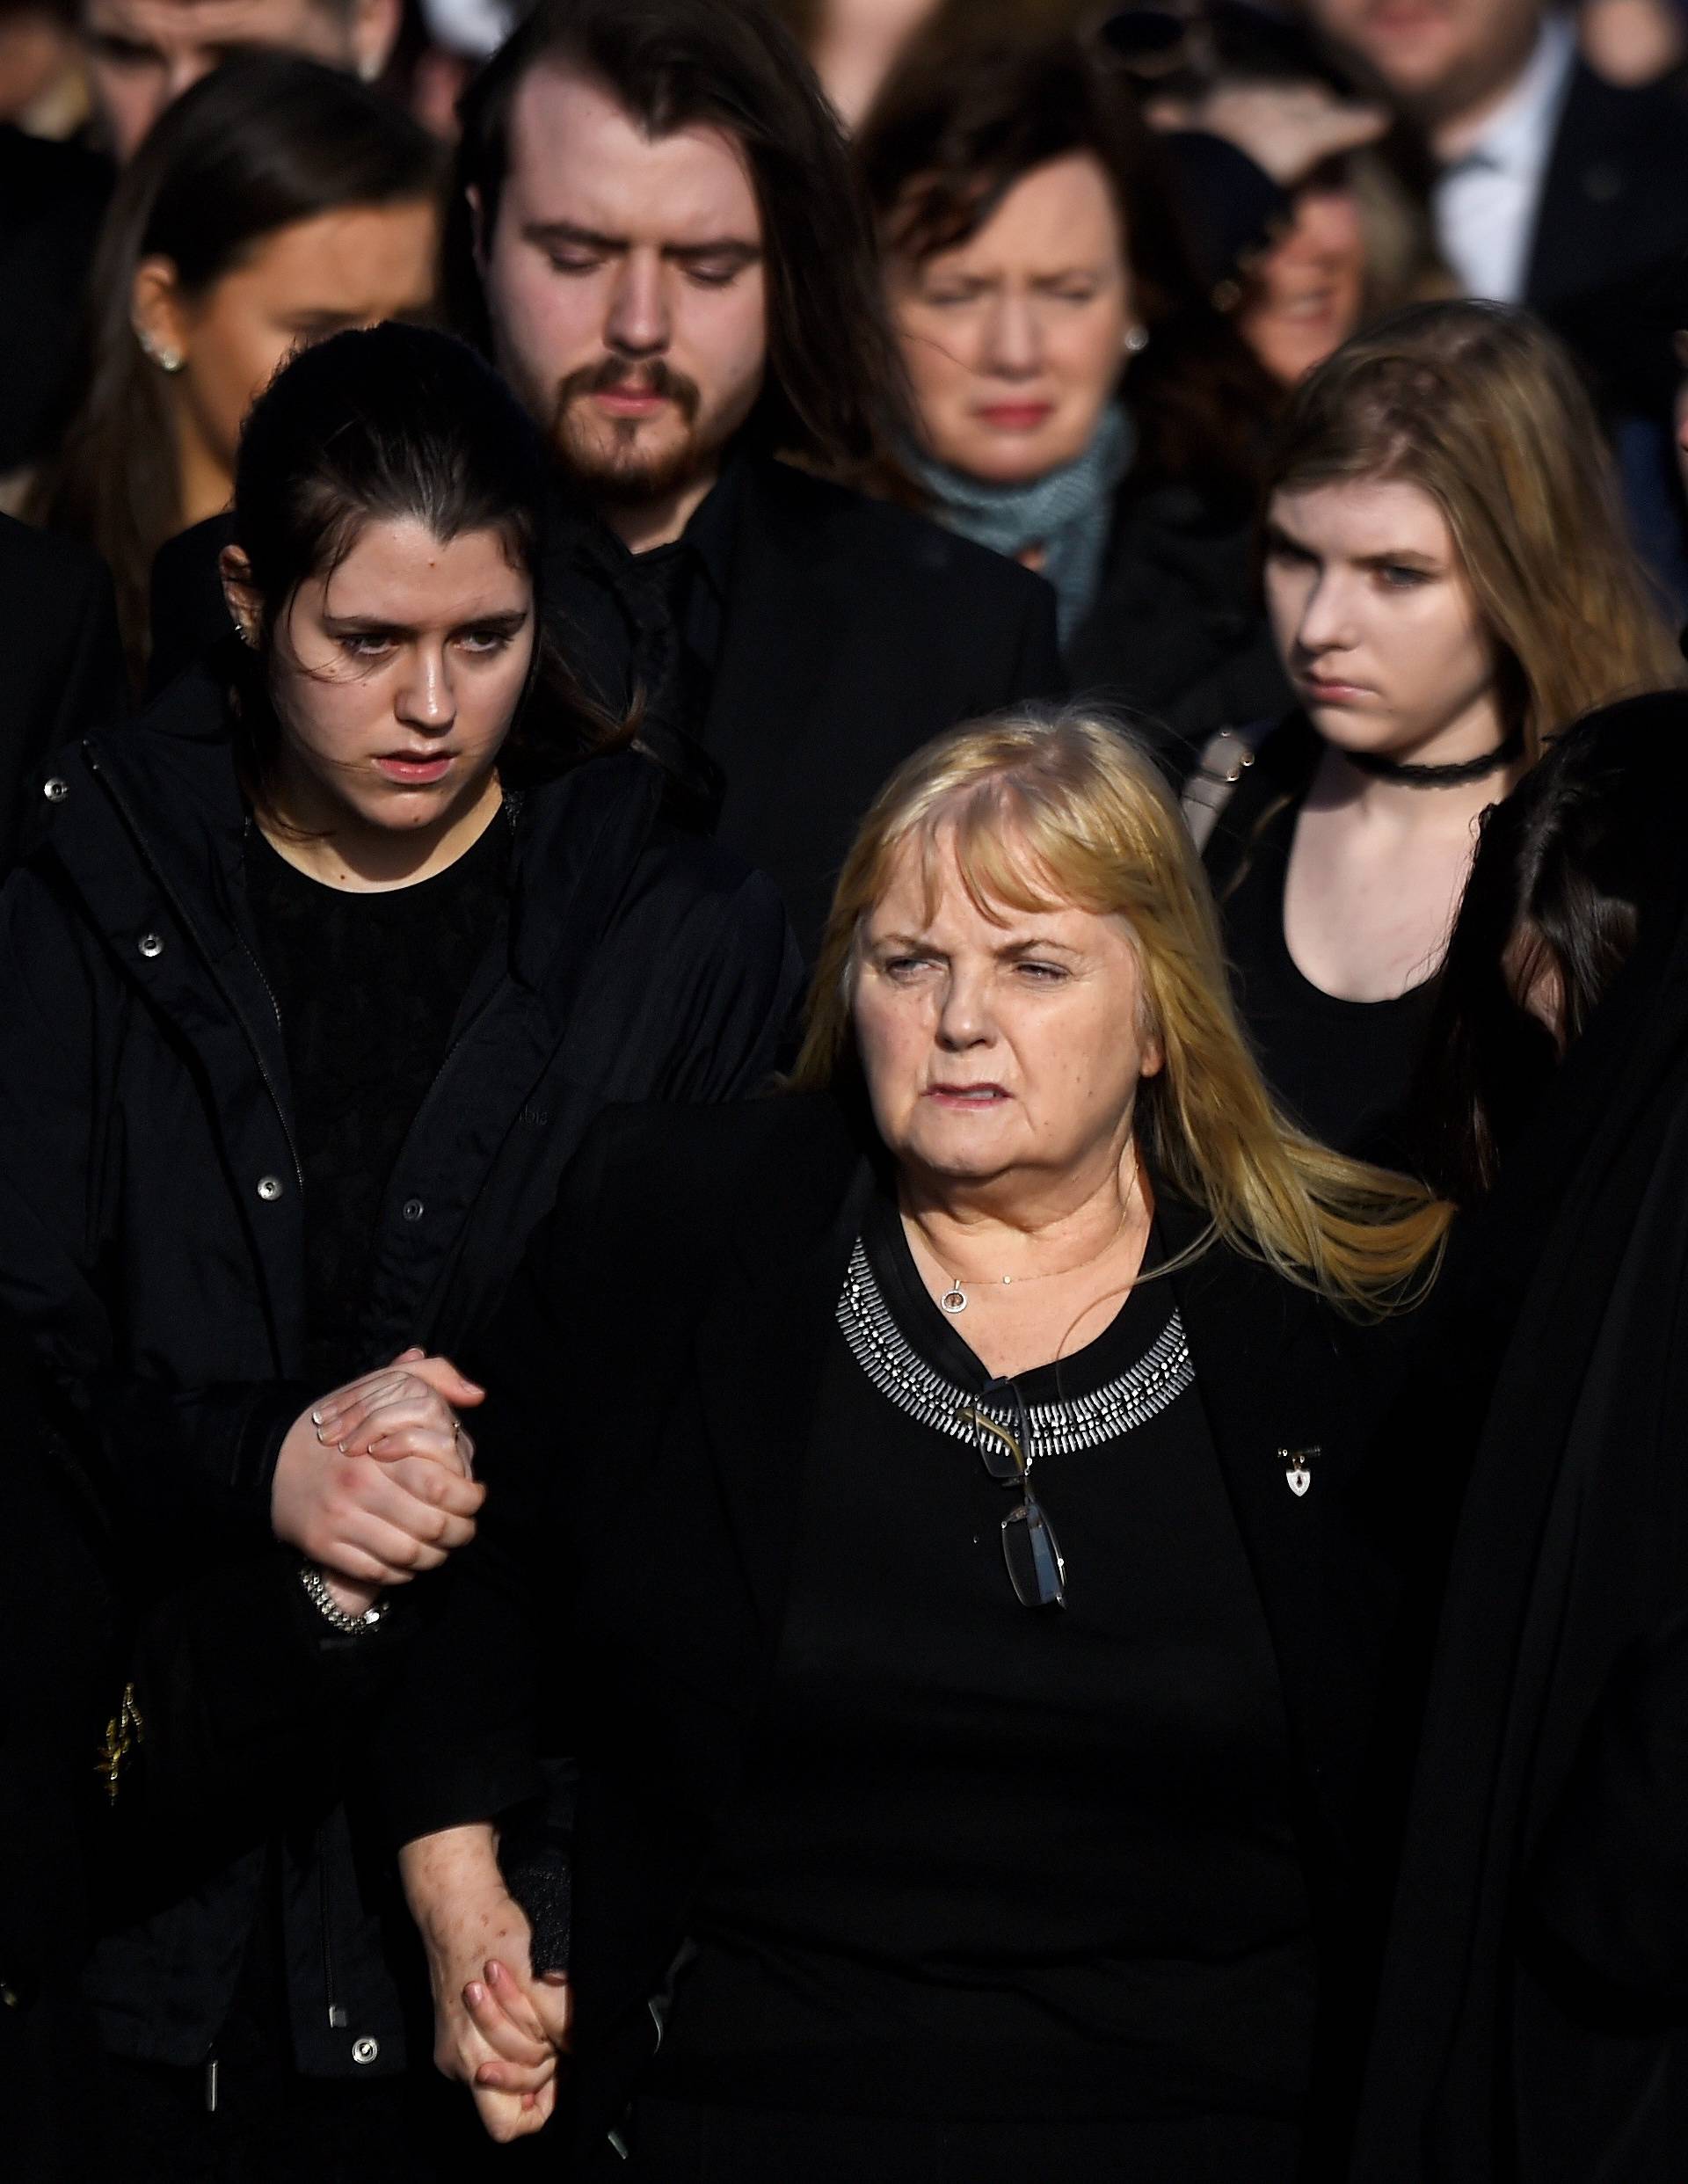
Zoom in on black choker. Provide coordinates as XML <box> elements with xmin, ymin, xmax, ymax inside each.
<box><xmin>1342</xmin><ymin>729</ymin><xmax>1524</xmax><ymax>787</ymax></box>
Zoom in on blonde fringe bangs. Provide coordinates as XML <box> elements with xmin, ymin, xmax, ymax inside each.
<box><xmin>793</xmin><ymin>710</ymin><xmax>1452</xmax><ymax>1318</ymax></box>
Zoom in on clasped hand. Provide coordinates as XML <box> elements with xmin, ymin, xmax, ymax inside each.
<box><xmin>271</xmin><ymin>1347</ymin><xmax>486</xmax><ymax>1607</ymax></box>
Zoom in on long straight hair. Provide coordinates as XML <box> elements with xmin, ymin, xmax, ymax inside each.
<box><xmin>1264</xmin><ymin>302</ymin><xmax>1684</xmax><ymax>756</ymax></box>
<box><xmin>792</xmin><ymin>710</ymin><xmax>1452</xmax><ymax>1314</ymax></box>
<box><xmin>32</xmin><ymin>52</ymin><xmax>441</xmax><ymax>685</ymax></box>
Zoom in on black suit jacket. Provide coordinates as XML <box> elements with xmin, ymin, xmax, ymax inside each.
<box><xmin>548</xmin><ymin>456</ymin><xmax>1066</xmax><ymax>957</ymax></box>
<box><xmin>1524</xmin><ymin>62</ymin><xmax>1688</xmax><ymax>419</ymax></box>
<box><xmin>0</xmin><ymin>127</ymin><xmax>111</xmax><ymax>474</ymax></box>
<box><xmin>0</xmin><ymin>513</ymin><xmax>126</xmax><ymax>870</ymax></box>
<box><xmin>382</xmin><ymin>1091</ymin><xmax>1429</xmax><ymax>2175</ymax></box>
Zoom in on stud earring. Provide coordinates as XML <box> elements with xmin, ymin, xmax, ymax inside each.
<box><xmin>140</xmin><ymin>336</ymin><xmax>184</xmax><ymax>374</ymax></box>
<box><xmin>1122</xmin><ymin>324</ymin><xmax>1149</xmax><ymax>356</ymax></box>
<box><xmin>234</xmin><ymin>617</ymin><xmax>258</xmax><ymax>649</ymax></box>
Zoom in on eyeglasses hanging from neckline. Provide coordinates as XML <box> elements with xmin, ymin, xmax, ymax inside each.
<box><xmin>958</xmin><ymin>1376</ymin><xmax>1068</xmax><ymax>1610</ymax></box>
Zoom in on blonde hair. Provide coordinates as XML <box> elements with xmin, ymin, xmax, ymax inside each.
<box><xmin>1267</xmin><ymin>301</ymin><xmax>1684</xmax><ymax>760</ymax></box>
<box><xmin>791</xmin><ymin>710</ymin><xmax>1452</xmax><ymax>1314</ymax></box>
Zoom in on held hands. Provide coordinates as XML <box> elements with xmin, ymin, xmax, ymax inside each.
<box><xmin>272</xmin><ymin>1347</ymin><xmax>487</xmax><ymax>1602</ymax></box>
<box><xmin>403</xmin><ymin>1826</ymin><xmax>572</xmax><ymax>2142</ymax></box>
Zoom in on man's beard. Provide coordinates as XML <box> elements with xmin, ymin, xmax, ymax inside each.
<box><xmin>545</xmin><ymin>357</ymin><xmax>709</xmax><ymax>508</ymax></box>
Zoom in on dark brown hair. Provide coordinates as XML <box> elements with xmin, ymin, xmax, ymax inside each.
<box><xmin>229</xmin><ymin>320</ymin><xmax>619</xmax><ymax>803</ymax></box>
<box><xmin>855</xmin><ymin>30</ymin><xmax>1275</xmax><ymax>508</ymax></box>
<box><xmin>31</xmin><ymin>50</ymin><xmax>441</xmax><ymax>688</ymax></box>
<box><xmin>447</xmin><ymin>0</ymin><xmax>909</xmax><ymax>469</ymax></box>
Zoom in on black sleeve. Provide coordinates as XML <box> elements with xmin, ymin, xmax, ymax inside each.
<box><xmin>1527</xmin><ymin>1608</ymin><xmax>1688</xmax><ymax>2004</ymax></box>
<box><xmin>45</xmin><ymin>557</ymin><xmax>127</xmax><ymax>753</ymax></box>
<box><xmin>998</xmin><ymin>572</ymin><xmax>1068</xmax><ymax>707</ymax></box>
<box><xmin>0</xmin><ymin>863</ymin><xmax>306</xmax><ymax>1536</ymax></box>
<box><xmin>375</xmin><ymin>1113</ymin><xmax>625</xmax><ymax>1847</ymax></box>
<box><xmin>651</xmin><ymin>864</ymin><xmax>804</xmax><ymax>1103</ymax></box>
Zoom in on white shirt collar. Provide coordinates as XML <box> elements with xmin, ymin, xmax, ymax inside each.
<box><xmin>1458</xmin><ymin>11</ymin><xmax>1578</xmax><ymax>184</ymax></box>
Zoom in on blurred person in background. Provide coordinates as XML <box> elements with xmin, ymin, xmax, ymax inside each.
<box><xmin>1099</xmin><ymin>3</ymin><xmax>1449</xmax><ymax>389</ymax></box>
<box><xmin>1197</xmin><ymin>301</ymin><xmax>1680</xmax><ymax>1165</ymax></box>
<box><xmin>80</xmin><ymin>0</ymin><xmax>401</xmax><ymax>159</ymax></box>
<box><xmin>1299</xmin><ymin>0</ymin><xmax>1688</xmax><ymax>596</ymax></box>
<box><xmin>0</xmin><ymin>0</ymin><xmax>85</xmax><ymax>133</ymax></box>
<box><xmin>861</xmin><ymin>32</ymin><xmax>1301</xmax><ymax>759</ymax></box>
<box><xmin>1577</xmin><ymin>0</ymin><xmax>1687</xmax><ymax>82</ymax></box>
<box><xmin>0</xmin><ymin>0</ymin><xmax>404</xmax><ymax>493</ymax></box>
<box><xmin>30</xmin><ymin>52</ymin><xmax>441</xmax><ymax>688</ymax></box>
<box><xmin>444</xmin><ymin>0</ymin><xmax>1064</xmax><ymax>961</ymax></box>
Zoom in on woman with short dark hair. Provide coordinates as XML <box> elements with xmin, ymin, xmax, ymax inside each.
<box><xmin>857</xmin><ymin>33</ymin><xmax>1293</xmax><ymax>754</ymax></box>
<box><xmin>0</xmin><ymin>319</ymin><xmax>797</xmax><ymax>2180</ymax></box>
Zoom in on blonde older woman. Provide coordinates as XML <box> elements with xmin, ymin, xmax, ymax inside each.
<box><xmin>385</xmin><ymin>711</ymin><xmax>1449</xmax><ymax>2182</ymax></box>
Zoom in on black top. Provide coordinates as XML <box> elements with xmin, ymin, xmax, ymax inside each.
<box><xmin>1219</xmin><ymin>789</ymin><xmax>1439</xmax><ymax>1166</ymax></box>
<box><xmin>245</xmin><ymin>808</ymin><xmax>511</xmax><ymax>1388</ymax></box>
<box><xmin>654</xmin><ymin>1187</ymin><xmax>1315</xmax><ymax>2126</ymax></box>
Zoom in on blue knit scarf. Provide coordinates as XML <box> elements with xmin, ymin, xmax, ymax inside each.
<box><xmin>906</xmin><ymin>405</ymin><xmax>1135</xmax><ymax>644</ymax></box>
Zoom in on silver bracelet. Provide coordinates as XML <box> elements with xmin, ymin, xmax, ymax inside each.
<box><xmin>297</xmin><ymin>1557</ymin><xmax>385</xmax><ymax>1634</ymax></box>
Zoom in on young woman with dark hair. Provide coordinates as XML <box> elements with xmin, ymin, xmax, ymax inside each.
<box><xmin>856</xmin><ymin>32</ymin><xmax>1293</xmax><ymax>753</ymax></box>
<box><xmin>1199</xmin><ymin>301</ymin><xmax>1681</xmax><ymax>1165</ymax></box>
<box><xmin>0</xmin><ymin>320</ymin><xmax>798</xmax><ymax>2180</ymax></box>
<box><xmin>30</xmin><ymin>50</ymin><xmax>443</xmax><ymax>684</ymax></box>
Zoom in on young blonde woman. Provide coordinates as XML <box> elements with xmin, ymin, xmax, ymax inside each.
<box><xmin>1198</xmin><ymin>300</ymin><xmax>1683</xmax><ymax>1164</ymax></box>
<box><xmin>386</xmin><ymin>710</ymin><xmax>1449</xmax><ymax>2183</ymax></box>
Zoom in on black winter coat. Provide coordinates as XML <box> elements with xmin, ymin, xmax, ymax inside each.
<box><xmin>0</xmin><ymin>665</ymin><xmax>800</xmax><ymax>2079</ymax></box>
<box><xmin>380</xmin><ymin>1092</ymin><xmax>1433</xmax><ymax>2177</ymax></box>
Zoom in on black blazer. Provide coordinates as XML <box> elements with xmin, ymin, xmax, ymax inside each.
<box><xmin>549</xmin><ymin>455</ymin><xmax>1067</xmax><ymax>958</ymax></box>
<box><xmin>0</xmin><ymin>513</ymin><xmax>126</xmax><ymax>869</ymax></box>
<box><xmin>382</xmin><ymin>1091</ymin><xmax>1429</xmax><ymax>2175</ymax></box>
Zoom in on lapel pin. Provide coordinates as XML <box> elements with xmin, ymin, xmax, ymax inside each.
<box><xmin>1279</xmin><ymin>1446</ymin><xmax>1320</xmax><ymax>1497</ymax></box>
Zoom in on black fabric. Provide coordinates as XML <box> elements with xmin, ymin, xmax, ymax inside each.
<box><xmin>1348</xmin><ymin>689</ymin><xmax>1688</xmax><ymax>2181</ymax></box>
<box><xmin>0</xmin><ymin>127</ymin><xmax>111</xmax><ymax>473</ymax></box>
<box><xmin>1161</xmin><ymin>131</ymin><xmax>1292</xmax><ymax>297</ymax></box>
<box><xmin>1202</xmin><ymin>712</ymin><xmax>1440</xmax><ymax>1166</ymax></box>
<box><xmin>544</xmin><ymin>453</ymin><xmax>1066</xmax><ymax>957</ymax></box>
<box><xmin>245</xmin><ymin>812</ymin><xmax>511</xmax><ymax>1389</ymax></box>
<box><xmin>1067</xmin><ymin>484</ymin><xmax>1289</xmax><ymax>775</ymax></box>
<box><xmin>377</xmin><ymin>1090</ymin><xmax>1430</xmax><ymax>2179</ymax></box>
<box><xmin>619</xmin><ymin>2092</ymin><xmax>1302</xmax><ymax>2183</ymax></box>
<box><xmin>1217</xmin><ymin>777</ymin><xmax>1439</xmax><ymax>1165</ymax></box>
<box><xmin>0</xmin><ymin>513</ymin><xmax>126</xmax><ymax>869</ymax></box>
<box><xmin>0</xmin><ymin>661</ymin><xmax>799</xmax><ymax>2084</ymax></box>
<box><xmin>653</xmin><ymin>1194</ymin><xmax>1314</xmax><ymax>2137</ymax></box>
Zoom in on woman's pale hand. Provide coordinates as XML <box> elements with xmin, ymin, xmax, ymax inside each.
<box><xmin>314</xmin><ymin>1347</ymin><xmax>485</xmax><ymax>1467</ymax></box>
<box><xmin>401</xmin><ymin>1825</ymin><xmax>564</xmax><ymax>2142</ymax></box>
<box><xmin>271</xmin><ymin>1350</ymin><xmax>486</xmax><ymax>1586</ymax></box>
<box><xmin>1150</xmin><ymin>81</ymin><xmax>1389</xmax><ymax>190</ymax></box>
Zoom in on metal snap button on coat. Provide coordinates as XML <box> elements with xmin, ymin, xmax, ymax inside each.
<box><xmin>256</xmin><ymin>1175</ymin><xmax>284</xmax><ymax>1202</ymax></box>
<box><xmin>137</xmin><ymin>933</ymin><xmax>164</xmax><ymax>959</ymax></box>
<box><xmin>402</xmin><ymin>1198</ymin><xmax>425</xmax><ymax>1222</ymax></box>
<box><xmin>352</xmin><ymin>2035</ymin><xmax>379</xmax><ymax>2065</ymax></box>
<box><xmin>42</xmin><ymin>777</ymin><xmax>68</xmax><ymax>802</ymax></box>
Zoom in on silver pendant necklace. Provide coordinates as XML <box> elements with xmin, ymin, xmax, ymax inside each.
<box><xmin>924</xmin><ymin>1155</ymin><xmax>1141</xmax><ymax>1315</ymax></box>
